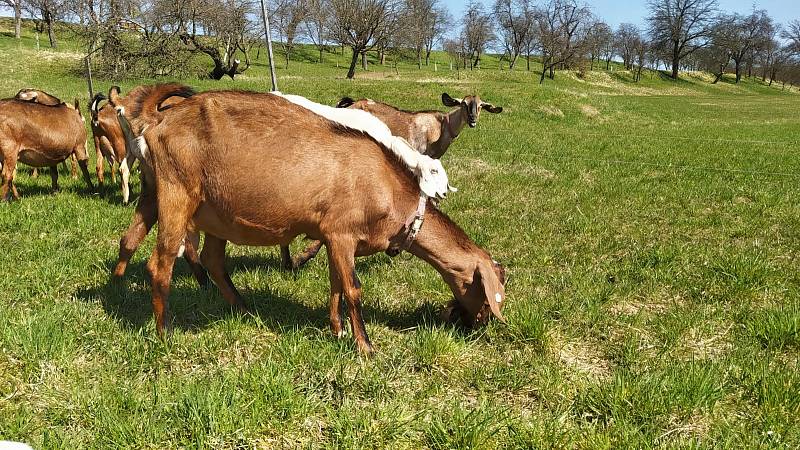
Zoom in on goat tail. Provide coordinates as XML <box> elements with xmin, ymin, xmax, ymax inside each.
<box><xmin>336</xmin><ymin>97</ymin><xmax>356</xmax><ymax>108</ymax></box>
<box><xmin>74</xmin><ymin>99</ymin><xmax>82</xmax><ymax>119</ymax></box>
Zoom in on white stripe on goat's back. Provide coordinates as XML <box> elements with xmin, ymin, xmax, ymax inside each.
<box><xmin>270</xmin><ymin>92</ymin><xmax>451</xmax><ymax>199</ymax></box>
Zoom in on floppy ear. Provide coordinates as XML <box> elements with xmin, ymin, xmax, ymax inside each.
<box><xmin>442</xmin><ymin>93</ymin><xmax>462</xmax><ymax>107</ymax></box>
<box><xmin>481</xmin><ymin>103</ymin><xmax>503</xmax><ymax>114</ymax></box>
<box><xmin>336</xmin><ymin>97</ymin><xmax>356</xmax><ymax>108</ymax></box>
<box><xmin>476</xmin><ymin>261</ymin><xmax>507</xmax><ymax>323</ymax></box>
<box><xmin>108</xmin><ymin>86</ymin><xmax>123</xmax><ymax>108</ymax></box>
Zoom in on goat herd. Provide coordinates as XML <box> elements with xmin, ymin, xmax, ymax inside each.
<box><xmin>0</xmin><ymin>84</ymin><xmax>505</xmax><ymax>354</ymax></box>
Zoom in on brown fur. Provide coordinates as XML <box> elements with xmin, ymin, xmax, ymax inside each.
<box><xmin>110</xmin><ymin>84</ymin><xmax>507</xmax><ymax>354</ymax></box>
<box><xmin>284</xmin><ymin>93</ymin><xmax>504</xmax><ymax>270</ymax></box>
<box><xmin>339</xmin><ymin>93</ymin><xmax>503</xmax><ymax>159</ymax></box>
<box><xmin>90</xmin><ymin>93</ymin><xmax>131</xmax><ymax>202</ymax></box>
<box><xmin>0</xmin><ymin>97</ymin><xmax>94</xmax><ymax>200</ymax></box>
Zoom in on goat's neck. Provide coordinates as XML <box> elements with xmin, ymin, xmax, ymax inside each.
<box><xmin>441</xmin><ymin>108</ymin><xmax>466</xmax><ymax>142</ymax></box>
<box><xmin>409</xmin><ymin>207</ymin><xmax>482</xmax><ymax>295</ymax></box>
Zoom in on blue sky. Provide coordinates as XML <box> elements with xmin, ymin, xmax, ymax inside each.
<box><xmin>443</xmin><ymin>0</ymin><xmax>800</xmax><ymax>28</ymax></box>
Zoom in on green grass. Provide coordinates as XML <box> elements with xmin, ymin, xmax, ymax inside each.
<box><xmin>1</xmin><ymin>19</ymin><xmax>799</xmax><ymax>448</ymax></box>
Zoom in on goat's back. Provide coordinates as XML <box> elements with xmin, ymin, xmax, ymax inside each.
<box><xmin>145</xmin><ymin>92</ymin><xmax>420</xmax><ymax>245</ymax></box>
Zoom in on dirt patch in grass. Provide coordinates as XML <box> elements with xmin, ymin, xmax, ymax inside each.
<box><xmin>579</xmin><ymin>105</ymin><xmax>600</xmax><ymax>119</ymax></box>
<box><xmin>551</xmin><ymin>332</ymin><xmax>611</xmax><ymax>380</ymax></box>
<box><xmin>540</xmin><ymin>105</ymin><xmax>564</xmax><ymax>118</ymax></box>
<box><xmin>677</xmin><ymin>323</ymin><xmax>733</xmax><ymax>361</ymax></box>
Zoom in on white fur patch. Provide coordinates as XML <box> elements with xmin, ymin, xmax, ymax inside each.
<box><xmin>134</xmin><ymin>135</ymin><xmax>149</xmax><ymax>160</ymax></box>
<box><xmin>495</xmin><ymin>293</ymin><xmax>502</xmax><ymax>303</ymax></box>
<box><xmin>270</xmin><ymin>92</ymin><xmax>451</xmax><ymax>199</ymax></box>
<box><xmin>177</xmin><ymin>241</ymin><xmax>186</xmax><ymax>258</ymax></box>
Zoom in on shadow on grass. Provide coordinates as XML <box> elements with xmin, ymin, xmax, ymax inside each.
<box><xmin>76</xmin><ymin>252</ymin><xmax>442</xmax><ymax>336</ymax></box>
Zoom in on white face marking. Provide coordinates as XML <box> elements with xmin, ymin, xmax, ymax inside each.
<box><xmin>271</xmin><ymin>92</ymin><xmax>451</xmax><ymax>199</ymax></box>
<box><xmin>115</xmin><ymin>106</ymin><xmax>125</xmax><ymax>114</ymax></box>
<box><xmin>495</xmin><ymin>293</ymin><xmax>502</xmax><ymax>303</ymax></box>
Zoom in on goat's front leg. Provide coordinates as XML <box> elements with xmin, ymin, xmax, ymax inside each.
<box><xmin>48</xmin><ymin>166</ymin><xmax>59</xmax><ymax>192</ymax></box>
<box><xmin>293</xmin><ymin>240</ymin><xmax>324</xmax><ymax>269</ymax></box>
<box><xmin>94</xmin><ymin>136</ymin><xmax>105</xmax><ymax>185</ymax></box>
<box><xmin>114</xmin><ymin>191</ymin><xmax>157</xmax><ymax>278</ymax></box>
<box><xmin>200</xmin><ymin>234</ymin><xmax>250</xmax><ymax>314</ymax></box>
<box><xmin>327</xmin><ymin>256</ymin><xmax>345</xmax><ymax>339</ymax></box>
<box><xmin>280</xmin><ymin>245</ymin><xmax>293</xmax><ymax>271</ymax></box>
<box><xmin>327</xmin><ymin>239</ymin><xmax>373</xmax><ymax>355</ymax></box>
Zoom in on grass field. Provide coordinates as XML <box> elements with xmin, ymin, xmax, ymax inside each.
<box><xmin>0</xmin><ymin>21</ymin><xmax>799</xmax><ymax>448</ymax></box>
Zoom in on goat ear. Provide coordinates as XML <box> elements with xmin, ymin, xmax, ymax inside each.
<box><xmin>481</xmin><ymin>103</ymin><xmax>503</xmax><ymax>114</ymax></box>
<box><xmin>477</xmin><ymin>261</ymin><xmax>507</xmax><ymax>323</ymax></box>
<box><xmin>442</xmin><ymin>93</ymin><xmax>462</xmax><ymax>107</ymax></box>
<box><xmin>336</xmin><ymin>97</ymin><xmax>356</xmax><ymax>108</ymax></box>
<box><xmin>108</xmin><ymin>86</ymin><xmax>123</xmax><ymax>107</ymax></box>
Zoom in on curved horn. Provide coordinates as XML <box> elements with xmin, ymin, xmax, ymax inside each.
<box><xmin>90</xmin><ymin>93</ymin><xmax>107</xmax><ymax>114</ymax></box>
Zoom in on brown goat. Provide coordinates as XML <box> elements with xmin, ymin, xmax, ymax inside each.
<box><xmin>109</xmin><ymin>84</ymin><xmax>506</xmax><ymax>354</ymax></box>
<box><xmin>337</xmin><ymin>93</ymin><xmax>503</xmax><ymax>158</ymax></box>
<box><xmin>89</xmin><ymin>93</ymin><xmax>133</xmax><ymax>203</ymax></box>
<box><xmin>0</xmin><ymin>96</ymin><xmax>94</xmax><ymax>200</ymax></box>
<box><xmin>281</xmin><ymin>93</ymin><xmax>504</xmax><ymax>270</ymax></box>
<box><xmin>14</xmin><ymin>88</ymin><xmax>80</xmax><ymax>179</ymax></box>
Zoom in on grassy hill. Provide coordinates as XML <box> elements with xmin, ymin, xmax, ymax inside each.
<box><xmin>0</xmin><ymin>19</ymin><xmax>798</xmax><ymax>448</ymax></box>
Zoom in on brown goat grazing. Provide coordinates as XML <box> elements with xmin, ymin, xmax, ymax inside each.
<box><xmin>280</xmin><ymin>93</ymin><xmax>504</xmax><ymax>270</ymax></box>
<box><xmin>337</xmin><ymin>93</ymin><xmax>503</xmax><ymax>158</ymax></box>
<box><xmin>90</xmin><ymin>93</ymin><xmax>133</xmax><ymax>203</ymax></box>
<box><xmin>14</xmin><ymin>88</ymin><xmax>80</xmax><ymax>179</ymax></box>
<box><xmin>0</xmin><ymin>97</ymin><xmax>94</xmax><ymax>200</ymax></box>
<box><xmin>109</xmin><ymin>84</ymin><xmax>505</xmax><ymax>354</ymax></box>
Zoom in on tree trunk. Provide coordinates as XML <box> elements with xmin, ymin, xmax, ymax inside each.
<box><xmin>14</xmin><ymin>1</ymin><xmax>21</xmax><ymax>39</ymax></box>
<box><xmin>509</xmin><ymin>54</ymin><xmax>518</xmax><ymax>70</ymax></box>
<box><xmin>526</xmin><ymin>54</ymin><xmax>531</xmax><ymax>71</ymax></box>
<box><xmin>361</xmin><ymin>51</ymin><xmax>367</xmax><ymax>70</ymax></box>
<box><xmin>671</xmin><ymin>41</ymin><xmax>680</xmax><ymax>79</ymax></box>
<box><xmin>425</xmin><ymin>49</ymin><xmax>431</xmax><ymax>65</ymax></box>
<box><xmin>45</xmin><ymin>11</ymin><xmax>57</xmax><ymax>48</ymax></box>
<box><xmin>734</xmin><ymin>60</ymin><xmax>741</xmax><ymax>83</ymax></box>
<box><xmin>319</xmin><ymin>47</ymin><xmax>324</xmax><ymax>64</ymax></box>
<box><xmin>346</xmin><ymin>48</ymin><xmax>360</xmax><ymax>79</ymax></box>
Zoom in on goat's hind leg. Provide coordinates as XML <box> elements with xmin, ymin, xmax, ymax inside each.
<box><xmin>147</xmin><ymin>190</ymin><xmax>196</xmax><ymax>337</ymax></box>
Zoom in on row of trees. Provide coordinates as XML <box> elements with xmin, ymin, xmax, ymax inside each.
<box><xmin>5</xmin><ymin>0</ymin><xmax>800</xmax><ymax>88</ymax></box>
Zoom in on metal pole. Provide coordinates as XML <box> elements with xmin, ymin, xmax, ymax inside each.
<box><xmin>259</xmin><ymin>0</ymin><xmax>279</xmax><ymax>92</ymax></box>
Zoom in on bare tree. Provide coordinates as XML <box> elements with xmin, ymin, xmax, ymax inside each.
<box><xmin>271</xmin><ymin>0</ymin><xmax>308</xmax><ymax>68</ymax></box>
<box><xmin>585</xmin><ymin>19</ymin><xmax>611</xmax><ymax>70</ymax></box>
<box><xmin>785</xmin><ymin>20</ymin><xmax>800</xmax><ymax>52</ymax></box>
<box><xmin>535</xmin><ymin>0</ymin><xmax>591</xmax><ymax>83</ymax></box>
<box><xmin>647</xmin><ymin>0</ymin><xmax>718</xmax><ymax>79</ymax></box>
<box><xmin>175</xmin><ymin>0</ymin><xmax>257</xmax><ymax>80</ymax></box>
<box><xmin>493</xmin><ymin>0</ymin><xmax>534</xmax><ymax>70</ymax></box>
<box><xmin>424</xmin><ymin>3</ymin><xmax>449</xmax><ymax>65</ymax></box>
<box><xmin>304</xmin><ymin>0</ymin><xmax>330</xmax><ymax>63</ymax></box>
<box><xmin>330</xmin><ymin>0</ymin><xmax>397</xmax><ymax>79</ymax></box>
<box><xmin>722</xmin><ymin>9</ymin><xmax>772</xmax><ymax>83</ymax></box>
<box><xmin>23</xmin><ymin>0</ymin><xmax>67</xmax><ymax>47</ymax></box>
<box><xmin>460</xmin><ymin>0</ymin><xmax>494</xmax><ymax>69</ymax></box>
<box><xmin>1</xmin><ymin>0</ymin><xmax>23</xmax><ymax>38</ymax></box>
<box><xmin>615</xmin><ymin>23</ymin><xmax>640</xmax><ymax>70</ymax></box>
